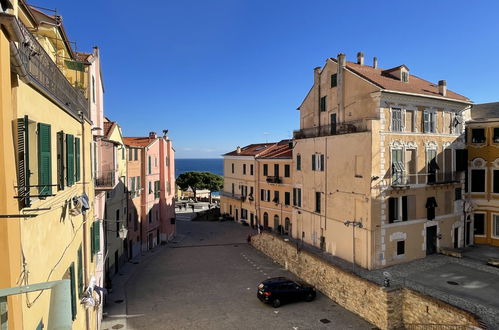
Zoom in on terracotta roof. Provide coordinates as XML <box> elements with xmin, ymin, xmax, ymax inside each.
<box><xmin>75</xmin><ymin>52</ymin><xmax>91</xmax><ymax>63</ymax></box>
<box><xmin>123</xmin><ymin>137</ymin><xmax>155</xmax><ymax>147</ymax></box>
<box><xmin>103</xmin><ymin>121</ymin><xmax>115</xmax><ymax>138</ymax></box>
<box><xmin>224</xmin><ymin>143</ymin><xmax>275</xmax><ymax>157</ymax></box>
<box><xmin>224</xmin><ymin>140</ymin><xmax>292</xmax><ymax>158</ymax></box>
<box><xmin>341</xmin><ymin>61</ymin><xmax>470</xmax><ymax>102</ymax></box>
<box><xmin>471</xmin><ymin>102</ymin><xmax>499</xmax><ymax>120</ymax></box>
<box><xmin>257</xmin><ymin>140</ymin><xmax>292</xmax><ymax>159</ymax></box>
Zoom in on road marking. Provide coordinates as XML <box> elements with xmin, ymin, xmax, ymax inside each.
<box><xmin>274</xmin><ymin>311</ymin><xmax>279</xmax><ymax>314</ymax></box>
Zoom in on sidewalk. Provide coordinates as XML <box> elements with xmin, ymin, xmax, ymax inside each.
<box><xmin>101</xmin><ymin>234</ymin><xmax>185</xmax><ymax>330</ymax></box>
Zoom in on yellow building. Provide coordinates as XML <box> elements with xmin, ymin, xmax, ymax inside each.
<box><xmin>222</xmin><ymin>141</ymin><xmax>293</xmax><ymax>231</ymax></box>
<box><xmin>293</xmin><ymin>52</ymin><xmax>471</xmax><ymax>269</ymax></box>
<box><xmin>0</xmin><ymin>2</ymin><xmax>101</xmax><ymax>329</ymax></box>
<box><xmin>466</xmin><ymin>102</ymin><xmax>499</xmax><ymax>247</ymax></box>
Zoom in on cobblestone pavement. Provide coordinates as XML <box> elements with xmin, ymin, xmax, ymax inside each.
<box><xmin>124</xmin><ymin>221</ymin><xmax>374</xmax><ymax>330</ymax></box>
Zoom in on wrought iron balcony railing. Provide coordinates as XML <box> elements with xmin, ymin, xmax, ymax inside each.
<box><xmin>391</xmin><ymin>171</ymin><xmax>461</xmax><ymax>187</ymax></box>
<box><xmin>95</xmin><ymin>170</ymin><xmax>117</xmax><ymax>189</ymax></box>
<box><xmin>14</xmin><ymin>21</ymin><xmax>89</xmax><ymax>121</ymax></box>
<box><xmin>266</xmin><ymin>176</ymin><xmax>282</xmax><ymax>184</ymax></box>
<box><xmin>220</xmin><ymin>191</ymin><xmax>243</xmax><ymax>199</ymax></box>
<box><xmin>293</xmin><ymin>120</ymin><xmax>369</xmax><ymax>140</ymax></box>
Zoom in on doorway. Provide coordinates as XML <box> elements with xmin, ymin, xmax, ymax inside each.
<box><xmin>330</xmin><ymin>113</ymin><xmax>337</xmax><ymax>135</ymax></box>
<box><xmin>148</xmin><ymin>233</ymin><xmax>153</xmax><ymax>250</ymax></box>
<box><xmin>157</xmin><ymin>229</ymin><xmax>160</xmax><ymax>245</ymax></box>
<box><xmin>250</xmin><ymin>213</ymin><xmax>254</xmax><ymax>227</ymax></box>
<box><xmin>426</xmin><ymin>226</ymin><xmax>437</xmax><ymax>255</ymax></box>
<box><xmin>454</xmin><ymin>227</ymin><xmax>459</xmax><ymax>248</ymax></box>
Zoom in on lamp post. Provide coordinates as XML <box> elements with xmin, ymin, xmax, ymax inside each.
<box><xmin>343</xmin><ymin>220</ymin><xmax>363</xmax><ymax>273</ymax></box>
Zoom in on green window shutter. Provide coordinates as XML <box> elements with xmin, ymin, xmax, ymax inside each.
<box><xmin>77</xmin><ymin>246</ymin><xmax>83</xmax><ymax>297</ymax></box>
<box><xmin>57</xmin><ymin>131</ymin><xmax>65</xmax><ymax>190</ymax></box>
<box><xmin>93</xmin><ymin>221</ymin><xmax>100</xmax><ymax>254</ymax></box>
<box><xmin>148</xmin><ymin>156</ymin><xmax>151</xmax><ymax>174</ymax></box>
<box><xmin>75</xmin><ymin>137</ymin><xmax>81</xmax><ymax>182</ymax></box>
<box><xmin>66</xmin><ymin>134</ymin><xmax>75</xmax><ymax>186</ymax></box>
<box><xmin>17</xmin><ymin>116</ymin><xmax>31</xmax><ymax>207</ymax></box>
<box><xmin>37</xmin><ymin>123</ymin><xmax>52</xmax><ymax>196</ymax></box>
<box><xmin>90</xmin><ymin>223</ymin><xmax>95</xmax><ymax>256</ymax></box>
<box><xmin>69</xmin><ymin>263</ymin><xmax>77</xmax><ymax>320</ymax></box>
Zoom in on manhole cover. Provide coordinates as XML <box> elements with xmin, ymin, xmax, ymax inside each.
<box><xmin>320</xmin><ymin>319</ymin><xmax>331</xmax><ymax>324</ymax></box>
<box><xmin>447</xmin><ymin>281</ymin><xmax>459</xmax><ymax>285</ymax></box>
<box><xmin>112</xmin><ymin>325</ymin><xmax>124</xmax><ymax>329</ymax></box>
<box><xmin>114</xmin><ymin>299</ymin><xmax>124</xmax><ymax>304</ymax></box>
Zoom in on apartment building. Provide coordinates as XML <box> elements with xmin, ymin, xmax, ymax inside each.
<box><xmin>256</xmin><ymin>142</ymin><xmax>293</xmax><ymax>233</ymax></box>
<box><xmin>292</xmin><ymin>52</ymin><xmax>471</xmax><ymax>269</ymax></box>
<box><xmin>124</xmin><ymin>132</ymin><xmax>175</xmax><ymax>257</ymax></box>
<box><xmin>0</xmin><ymin>2</ymin><xmax>101</xmax><ymax>328</ymax></box>
<box><xmin>222</xmin><ymin>141</ymin><xmax>293</xmax><ymax>232</ymax></box>
<box><xmin>467</xmin><ymin>102</ymin><xmax>499</xmax><ymax>247</ymax></box>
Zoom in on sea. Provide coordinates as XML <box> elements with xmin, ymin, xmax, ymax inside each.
<box><xmin>175</xmin><ymin>158</ymin><xmax>224</xmax><ymax>178</ymax></box>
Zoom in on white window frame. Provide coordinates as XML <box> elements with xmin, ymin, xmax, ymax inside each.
<box><xmin>423</xmin><ymin>109</ymin><xmax>437</xmax><ymax>133</ymax></box>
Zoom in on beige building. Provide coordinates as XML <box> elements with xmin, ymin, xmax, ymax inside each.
<box><xmin>292</xmin><ymin>52</ymin><xmax>471</xmax><ymax>269</ymax></box>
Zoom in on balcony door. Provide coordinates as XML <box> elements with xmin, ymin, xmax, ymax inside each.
<box><xmin>330</xmin><ymin>113</ymin><xmax>337</xmax><ymax>135</ymax></box>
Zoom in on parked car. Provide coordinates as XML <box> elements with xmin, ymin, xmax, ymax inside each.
<box><xmin>257</xmin><ymin>277</ymin><xmax>316</xmax><ymax>307</ymax></box>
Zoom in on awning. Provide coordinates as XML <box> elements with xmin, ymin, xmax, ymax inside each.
<box><xmin>426</xmin><ymin>197</ymin><xmax>438</xmax><ymax>208</ymax></box>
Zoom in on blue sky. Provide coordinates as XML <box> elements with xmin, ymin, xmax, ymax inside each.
<box><xmin>35</xmin><ymin>0</ymin><xmax>499</xmax><ymax>158</ymax></box>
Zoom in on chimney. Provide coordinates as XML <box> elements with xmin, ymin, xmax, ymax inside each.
<box><xmin>236</xmin><ymin>146</ymin><xmax>241</xmax><ymax>154</ymax></box>
<box><xmin>373</xmin><ymin>57</ymin><xmax>378</xmax><ymax>69</ymax></box>
<box><xmin>337</xmin><ymin>53</ymin><xmax>346</xmax><ymax>68</ymax></box>
<box><xmin>438</xmin><ymin>80</ymin><xmax>447</xmax><ymax>96</ymax></box>
<box><xmin>149</xmin><ymin>131</ymin><xmax>157</xmax><ymax>139</ymax></box>
<box><xmin>313</xmin><ymin>66</ymin><xmax>321</xmax><ymax>84</ymax></box>
<box><xmin>357</xmin><ymin>52</ymin><xmax>364</xmax><ymax>65</ymax></box>
<box><xmin>337</xmin><ymin>53</ymin><xmax>346</xmax><ymax>123</ymax></box>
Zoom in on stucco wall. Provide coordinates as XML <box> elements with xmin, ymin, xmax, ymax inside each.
<box><xmin>251</xmin><ymin>232</ymin><xmax>480</xmax><ymax>330</ymax></box>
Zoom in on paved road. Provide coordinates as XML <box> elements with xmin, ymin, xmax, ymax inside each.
<box><xmin>125</xmin><ymin>220</ymin><xmax>373</xmax><ymax>330</ymax></box>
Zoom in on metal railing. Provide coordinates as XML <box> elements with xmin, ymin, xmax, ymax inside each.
<box><xmin>95</xmin><ymin>170</ymin><xmax>116</xmax><ymax>188</ymax></box>
<box><xmin>293</xmin><ymin>119</ymin><xmax>369</xmax><ymax>139</ymax></box>
<box><xmin>220</xmin><ymin>191</ymin><xmax>242</xmax><ymax>199</ymax></box>
<box><xmin>16</xmin><ymin>22</ymin><xmax>89</xmax><ymax>120</ymax></box>
<box><xmin>391</xmin><ymin>171</ymin><xmax>461</xmax><ymax>187</ymax></box>
<box><xmin>266</xmin><ymin>176</ymin><xmax>282</xmax><ymax>184</ymax></box>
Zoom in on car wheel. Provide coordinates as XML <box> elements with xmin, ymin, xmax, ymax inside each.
<box><xmin>305</xmin><ymin>293</ymin><xmax>315</xmax><ymax>302</ymax></box>
<box><xmin>272</xmin><ymin>299</ymin><xmax>281</xmax><ymax>308</ymax></box>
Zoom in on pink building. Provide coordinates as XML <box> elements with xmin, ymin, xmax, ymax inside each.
<box><xmin>124</xmin><ymin>132</ymin><xmax>175</xmax><ymax>257</ymax></box>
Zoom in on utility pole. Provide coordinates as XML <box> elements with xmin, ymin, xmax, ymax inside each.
<box><xmin>343</xmin><ymin>220</ymin><xmax>363</xmax><ymax>273</ymax></box>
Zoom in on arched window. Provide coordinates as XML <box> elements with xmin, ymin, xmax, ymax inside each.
<box><xmin>263</xmin><ymin>212</ymin><xmax>269</xmax><ymax>228</ymax></box>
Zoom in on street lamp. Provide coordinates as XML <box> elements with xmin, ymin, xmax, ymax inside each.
<box><xmin>118</xmin><ymin>225</ymin><xmax>128</xmax><ymax>240</ymax></box>
<box><xmin>343</xmin><ymin>220</ymin><xmax>363</xmax><ymax>273</ymax></box>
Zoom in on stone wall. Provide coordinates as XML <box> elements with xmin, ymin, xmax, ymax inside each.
<box><xmin>251</xmin><ymin>233</ymin><xmax>480</xmax><ymax>330</ymax></box>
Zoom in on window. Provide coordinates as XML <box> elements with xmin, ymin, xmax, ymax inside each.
<box><xmin>263</xmin><ymin>164</ymin><xmax>268</xmax><ymax>176</ymax></box>
<box><xmin>471</xmin><ymin>128</ymin><xmax>485</xmax><ymax>143</ymax></box>
<box><xmin>261</xmin><ymin>189</ymin><xmax>270</xmax><ymax>202</ymax></box>
<box><xmin>320</xmin><ymin>96</ymin><xmax>326</xmax><ymax>112</ymax></box>
<box><xmin>243</xmin><ymin>164</ymin><xmax>246</xmax><ymax>175</ymax></box>
<box><xmin>122</xmin><ymin>147</ymin><xmax>125</xmax><ymax>160</ymax></box>
<box><xmin>148</xmin><ymin>156</ymin><xmax>152</xmax><ymax>174</ymax></box>
<box><xmin>284</xmin><ymin>164</ymin><xmax>290</xmax><ymax>177</ymax></box>
<box><xmin>250</xmin><ymin>164</ymin><xmax>254</xmax><ymax>175</ymax></box>
<box><xmin>296</xmin><ymin>154</ymin><xmax>301</xmax><ymax>171</ymax></box>
<box><xmin>154</xmin><ymin>181</ymin><xmax>160</xmax><ymax>198</ymax></box>
<box><xmin>165</xmin><ymin>156</ymin><xmax>169</xmax><ymax>167</ymax></box>
<box><xmin>273</xmin><ymin>191</ymin><xmax>279</xmax><ymax>203</ymax></box>
<box><xmin>494</xmin><ymin>170</ymin><xmax>499</xmax><ymax>193</ymax></box>
<box><xmin>128</xmin><ymin>148</ymin><xmax>133</xmax><ymax>161</ymax></box>
<box><xmin>274</xmin><ymin>164</ymin><xmax>279</xmax><ymax>177</ymax></box>
<box><xmin>67</xmin><ymin>263</ymin><xmax>77</xmax><ymax>320</ymax></box>
<box><xmin>493</xmin><ymin>215</ymin><xmax>499</xmax><ymax>237</ymax></box>
<box><xmin>149</xmin><ymin>210</ymin><xmax>152</xmax><ymax>223</ymax></box>
<box><xmin>116</xmin><ymin>210</ymin><xmax>120</xmax><ymax>238</ymax></box>
<box><xmin>231</xmin><ymin>163</ymin><xmax>234</xmax><ymax>173</ymax></box>
<box><xmin>494</xmin><ymin>128</ymin><xmax>499</xmax><ymax>143</ymax></box>
<box><xmin>134</xmin><ymin>148</ymin><xmax>138</xmax><ymax>161</ymax></box>
<box><xmin>284</xmin><ymin>192</ymin><xmax>290</xmax><ymax>206</ymax></box>
<box><xmin>66</xmin><ymin>134</ymin><xmax>75</xmax><ymax>186</ymax></box>
<box><xmin>293</xmin><ymin>188</ymin><xmax>302</xmax><ymax>207</ymax></box>
<box><xmin>471</xmin><ymin>169</ymin><xmax>485</xmax><ymax>192</ymax></box>
<box><xmin>154</xmin><ymin>157</ymin><xmax>157</xmax><ymax>167</ymax></box>
<box><xmin>231</xmin><ymin>183</ymin><xmax>234</xmax><ymax>195</ymax></box>
<box><xmin>444</xmin><ymin>191</ymin><xmax>452</xmax><ymax>214</ymax></box>
<box><xmin>0</xmin><ymin>296</ymin><xmax>7</xmax><ymax>330</ymax></box>
<box><xmin>423</xmin><ymin>110</ymin><xmax>436</xmax><ymax>133</ymax></box>
<box><xmin>149</xmin><ymin>181</ymin><xmax>153</xmax><ymax>194</ymax></box>
<box><xmin>229</xmin><ymin>205</ymin><xmax>232</xmax><ymax>215</ymax></box>
<box><xmin>389</xmin><ymin>196</ymin><xmax>415</xmax><ymax>223</ymax></box>
<box><xmin>136</xmin><ymin>176</ymin><xmax>141</xmax><ymax>195</ymax></box>
<box><xmin>401</xmin><ymin>72</ymin><xmax>408</xmax><ymax>83</ymax></box>
<box><xmin>312</xmin><ymin>154</ymin><xmax>324</xmax><ymax>171</ymax></box>
<box><xmin>391</xmin><ymin>108</ymin><xmax>402</xmax><ymax>132</ymax></box>
<box><xmin>36</xmin><ymin>123</ymin><xmax>53</xmax><ymax>196</ymax></box>
<box><xmin>455</xmin><ymin>187</ymin><xmax>462</xmax><ymax>201</ymax></box>
<box><xmin>474</xmin><ymin>213</ymin><xmax>485</xmax><ymax>236</ymax></box>
<box><xmin>91</xmin><ymin>220</ymin><xmax>101</xmax><ymax>255</ymax></box>
<box><xmin>315</xmin><ymin>192</ymin><xmax>321</xmax><ymax>213</ymax></box>
<box><xmin>426</xmin><ymin>149</ymin><xmax>438</xmax><ymax>184</ymax></box>
<box><xmin>331</xmin><ymin>74</ymin><xmax>337</xmax><ymax>88</ymax></box>
<box><xmin>426</xmin><ymin>197</ymin><xmax>438</xmax><ymax>220</ymax></box>
<box><xmin>396</xmin><ymin>241</ymin><xmax>405</xmax><ymax>255</ymax></box>
<box><xmin>391</xmin><ymin>149</ymin><xmax>404</xmax><ymax>184</ymax></box>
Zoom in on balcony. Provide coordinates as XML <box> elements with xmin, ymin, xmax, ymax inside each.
<box><xmin>220</xmin><ymin>191</ymin><xmax>242</xmax><ymax>199</ymax></box>
<box><xmin>391</xmin><ymin>171</ymin><xmax>461</xmax><ymax>188</ymax></box>
<box><xmin>266</xmin><ymin>176</ymin><xmax>282</xmax><ymax>184</ymax></box>
<box><xmin>293</xmin><ymin>119</ymin><xmax>369</xmax><ymax>140</ymax></box>
<box><xmin>12</xmin><ymin>20</ymin><xmax>89</xmax><ymax>121</ymax></box>
<box><xmin>95</xmin><ymin>170</ymin><xmax>117</xmax><ymax>190</ymax></box>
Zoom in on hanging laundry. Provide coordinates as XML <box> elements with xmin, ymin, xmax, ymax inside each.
<box><xmin>81</xmin><ymin>193</ymin><xmax>90</xmax><ymax>215</ymax></box>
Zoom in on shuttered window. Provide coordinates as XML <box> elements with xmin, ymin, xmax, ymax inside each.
<box><xmin>91</xmin><ymin>221</ymin><xmax>100</xmax><ymax>256</ymax></box>
<box><xmin>57</xmin><ymin>131</ymin><xmax>65</xmax><ymax>190</ymax></box>
<box><xmin>68</xmin><ymin>263</ymin><xmax>77</xmax><ymax>320</ymax></box>
<box><xmin>66</xmin><ymin>134</ymin><xmax>75</xmax><ymax>186</ymax></box>
<box><xmin>17</xmin><ymin>116</ymin><xmax>31</xmax><ymax>207</ymax></box>
<box><xmin>77</xmin><ymin>246</ymin><xmax>84</xmax><ymax>298</ymax></box>
<box><xmin>75</xmin><ymin>137</ymin><xmax>81</xmax><ymax>182</ymax></box>
<box><xmin>37</xmin><ymin>123</ymin><xmax>52</xmax><ymax>196</ymax></box>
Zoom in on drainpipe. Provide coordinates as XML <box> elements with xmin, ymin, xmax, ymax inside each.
<box><xmin>337</xmin><ymin>53</ymin><xmax>346</xmax><ymax>123</ymax></box>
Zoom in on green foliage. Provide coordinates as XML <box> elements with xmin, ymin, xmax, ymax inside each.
<box><xmin>201</xmin><ymin>172</ymin><xmax>224</xmax><ymax>192</ymax></box>
<box><xmin>176</xmin><ymin>171</ymin><xmax>223</xmax><ymax>200</ymax></box>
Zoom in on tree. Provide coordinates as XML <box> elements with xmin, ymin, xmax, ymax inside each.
<box><xmin>176</xmin><ymin>172</ymin><xmax>205</xmax><ymax>200</ymax></box>
<box><xmin>201</xmin><ymin>172</ymin><xmax>224</xmax><ymax>203</ymax></box>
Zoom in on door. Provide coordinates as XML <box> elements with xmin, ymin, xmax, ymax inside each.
<box><xmin>330</xmin><ymin>113</ymin><xmax>337</xmax><ymax>135</ymax></box>
<box><xmin>250</xmin><ymin>213</ymin><xmax>254</xmax><ymax>227</ymax></box>
<box><xmin>235</xmin><ymin>209</ymin><xmax>238</xmax><ymax>221</ymax></box>
<box><xmin>157</xmin><ymin>229</ymin><xmax>160</xmax><ymax>245</ymax></box>
<box><xmin>466</xmin><ymin>220</ymin><xmax>471</xmax><ymax>245</ymax></box>
<box><xmin>454</xmin><ymin>227</ymin><xmax>459</xmax><ymax>248</ymax></box>
<box><xmin>426</xmin><ymin>226</ymin><xmax>437</xmax><ymax>255</ymax></box>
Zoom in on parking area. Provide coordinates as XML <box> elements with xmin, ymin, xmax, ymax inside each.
<box><xmin>125</xmin><ymin>220</ymin><xmax>373</xmax><ymax>329</ymax></box>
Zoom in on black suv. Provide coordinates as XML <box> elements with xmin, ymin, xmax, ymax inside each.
<box><xmin>257</xmin><ymin>277</ymin><xmax>316</xmax><ymax>307</ymax></box>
